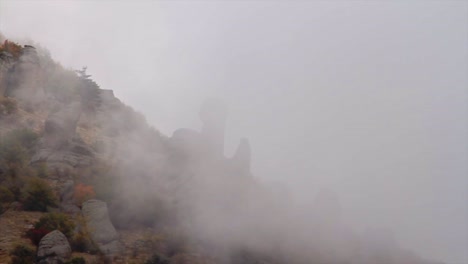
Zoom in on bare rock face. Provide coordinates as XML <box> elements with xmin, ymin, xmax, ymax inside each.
<box><xmin>37</xmin><ymin>230</ymin><xmax>71</xmax><ymax>264</ymax></box>
<box><xmin>44</xmin><ymin>102</ymin><xmax>82</xmax><ymax>146</ymax></box>
<box><xmin>0</xmin><ymin>51</ymin><xmax>15</xmax><ymax>96</ymax></box>
<box><xmin>59</xmin><ymin>180</ymin><xmax>80</xmax><ymax>214</ymax></box>
<box><xmin>5</xmin><ymin>46</ymin><xmax>45</xmax><ymax>103</ymax></box>
<box><xmin>32</xmin><ymin>102</ymin><xmax>94</xmax><ymax>173</ymax></box>
<box><xmin>82</xmin><ymin>199</ymin><xmax>120</xmax><ymax>255</ymax></box>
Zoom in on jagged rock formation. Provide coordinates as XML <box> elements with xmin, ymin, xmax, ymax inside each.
<box><xmin>82</xmin><ymin>199</ymin><xmax>120</xmax><ymax>255</ymax></box>
<box><xmin>37</xmin><ymin>230</ymin><xmax>71</xmax><ymax>264</ymax></box>
<box><xmin>169</xmin><ymin>98</ymin><xmax>251</xmax><ymax>174</ymax></box>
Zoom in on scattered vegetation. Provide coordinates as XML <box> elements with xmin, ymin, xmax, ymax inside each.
<box><xmin>0</xmin><ymin>128</ymin><xmax>40</xmax><ymax>202</ymax></box>
<box><xmin>26</xmin><ymin>212</ymin><xmax>75</xmax><ymax>245</ymax></box>
<box><xmin>22</xmin><ymin>177</ymin><xmax>57</xmax><ymax>212</ymax></box>
<box><xmin>34</xmin><ymin>162</ymin><xmax>49</xmax><ymax>178</ymax></box>
<box><xmin>144</xmin><ymin>253</ymin><xmax>170</xmax><ymax>264</ymax></box>
<box><xmin>9</xmin><ymin>244</ymin><xmax>35</xmax><ymax>264</ymax></box>
<box><xmin>164</xmin><ymin>230</ymin><xmax>191</xmax><ymax>258</ymax></box>
<box><xmin>76</xmin><ymin>66</ymin><xmax>101</xmax><ymax>112</ymax></box>
<box><xmin>78</xmin><ymin>162</ymin><xmax>115</xmax><ymax>203</ymax></box>
<box><xmin>0</xmin><ymin>96</ymin><xmax>18</xmax><ymax>115</ymax></box>
<box><xmin>73</xmin><ymin>183</ymin><xmax>96</xmax><ymax>206</ymax></box>
<box><xmin>70</xmin><ymin>215</ymin><xmax>99</xmax><ymax>254</ymax></box>
<box><xmin>0</xmin><ymin>128</ymin><xmax>38</xmax><ymax>170</ymax></box>
<box><xmin>0</xmin><ymin>40</ymin><xmax>23</xmax><ymax>58</ymax></box>
<box><xmin>64</xmin><ymin>257</ymin><xmax>86</xmax><ymax>264</ymax></box>
<box><xmin>0</xmin><ymin>185</ymin><xmax>14</xmax><ymax>203</ymax></box>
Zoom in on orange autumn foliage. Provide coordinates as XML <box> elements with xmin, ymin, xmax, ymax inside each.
<box><xmin>0</xmin><ymin>40</ymin><xmax>23</xmax><ymax>58</ymax></box>
<box><xmin>73</xmin><ymin>183</ymin><xmax>96</xmax><ymax>205</ymax></box>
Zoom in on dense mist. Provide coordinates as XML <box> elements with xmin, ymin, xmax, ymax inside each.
<box><xmin>1</xmin><ymin>1</ymin><xmax>467</xmax><ymax>264</ymax></box>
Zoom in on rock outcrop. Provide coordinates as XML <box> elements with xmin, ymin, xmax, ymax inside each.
<box><xmin>37</xmin><ymin>230</ymin><xmax>71</xmax><ymax>264</ymax></box>
<box><xmin>82</xmin><ymin>199</ymin><xmax>120</xmax><ymax>255</ymax></box>
<box><xmin>59</xmin><ymin>180</ymin><xmax>80</xmax><ymax>214</ymax></box>
<box><xmin>0</xmin><ymin>51</ymin><xmax>15</xmax><ymax>96</ymax></box>
<box><xmin>43</xmin><ymin>102</ymin><xmax>82</xmax><ymax>144</ymax></box>
<box><xmin>31</xmin><ymin>102</ymin><xmax>94</xmax><ymax>172</ymax></box>
<box><xmin>5</xmin><ymin>45</ymin><xmax>45</xmax><ymax>103</ymax></box>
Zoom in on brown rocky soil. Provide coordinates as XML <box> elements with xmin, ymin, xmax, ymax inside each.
<box><xmin>0</xmin><ymin>210</ymin><xmax>44</xmax><ymax>264</ymax></box>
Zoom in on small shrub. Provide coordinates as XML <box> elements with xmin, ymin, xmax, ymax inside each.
<box><xmin>71</xmin><ymin>219</ymin><xmax>99</xmax><ymax>254</ymax></box>
<box><xmin>12</xmin><ymin>128</ymin><xmax>39</xmax><ymax>150</ymax></box>
<box><xmin>26</xmin><ymin>212</ymin><xmax>75</xmax><ymax>245</ymax></box>
<box><xmin>9</xmin><ymin>244</ymin><xmax>35</xmax><ymax>264</ymax></box>
<box><xmin>0</xmin><ymin>96</ymin><xmax>18</xmax><ymax>115</ymax></box>
<box><xmin>164</xmin><ymin>229</ymin><xmax>190</xmax><ymax>257</ymax></box>
<box><xmin>71</xmin><ymin>231</ymin><xmax>90</xmax><ymax>253</ymax></box>
<box><xmin>0</xmin><ymin>128</ymin><xmax>39</xmax><ymax>178</ymax></box>
<box><xmin>35</xmin><ymin>162</ymin><xmax>49</xmax><ymax>178</ymax></box>
<box><xmin>25</xmin><ymin>227</ymin><xmax>50</xmax><ymax>245</ymax></box>
<box><xmin>144</xmin><ymin>253</ymin><xmax>170</xmax><ymax>264</ymax></box>
<box><xmin>65</xmin><ymin>257</ymin><xmax>86</xmax><ymax>264</ymax></box>
<box><xmin>22</xmin><ymin>177</ymin><xmax>57</xmax><ymax>211</ymax></box>
<box><xmin>0</xmin><ymin>40</ymin><xmax>23</xmax><ymax>58</ymax></box>
<box><xmin>0</xmin><ymin>141</ymin><xmax>27</xmax><ymax>169</ymax></box>
<box><xmin>0</xmin><ymin>186</ymin><xmax>14</xmax><ymax>203</ymax></box>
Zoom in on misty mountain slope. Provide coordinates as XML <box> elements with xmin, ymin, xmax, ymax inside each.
<box><xmin>0</xmin><ymin>38</ymin><xmax>445</xmax><ymax>264</ymax></box>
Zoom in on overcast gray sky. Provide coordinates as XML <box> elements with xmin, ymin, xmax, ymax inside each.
<box><xmin>1</xmin><ymin>1</ymin><xmax>467</xmax><ymax>263</ymax></box>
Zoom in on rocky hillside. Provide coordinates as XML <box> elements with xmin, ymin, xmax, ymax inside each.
<box><xmin>0</xmin><ymin>37</ymin><xmax>444</xmax><ymax>264</ymax></box>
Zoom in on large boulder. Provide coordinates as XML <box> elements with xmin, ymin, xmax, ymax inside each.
<box><xmin>82</xmin><ymin>199</ymin><xmax>120</xmax><ymax>255</ymax></box>
<box><xmin>37</xmin><ymin>230</ymin><xmax>71</xmax><ymax>264</ymax></box>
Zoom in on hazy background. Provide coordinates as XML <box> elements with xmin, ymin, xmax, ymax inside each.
<box><xmin>1</xmin><ymin>1</ymin><xmax>466</xmax><ymax>263</ymax></box>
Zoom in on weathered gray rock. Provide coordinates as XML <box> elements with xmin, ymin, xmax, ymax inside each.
<box><xmin>5</xmin><ymin>46</ymin><xmax>44</xmax><ymax>102</ymax></box>
<box><xmin>59</xmin><ymin>181</ymin><xmax>80</xmax><ymax>214</ymax></box>
<box><xmin>37</xmin><ymin>230</ymin><xmax>71</xmax><ymax>264</ymax></box>
<box><xmin>0</xmin><ymin>51</ymin><xmax>15</xmax><ymax>96</ymax></box>
<box><xmin>44</xmin><ymin>102</ymin><xmax>81</xmax><ymax>145</ymax></box>
<box><xmin>31</xmin><ymin>138</ymin><xmax>94</xmax><ymax>173</ymax></box>
<box><xmin>60</xmin><ymin>180</ymin><xmax>74</xmax><ymax>202</ymax></box>
<box><xmin>31</xmin><ymin>103</ymin><xmax>94</xmax><ymax>171</ymax></box>
<box><xmin>82</xmin><ymin>199</ymin><xmax>120</xmax><ymax>255</ymax></box>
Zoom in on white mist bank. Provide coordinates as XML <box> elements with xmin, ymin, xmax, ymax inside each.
<box><xmin>1</xmin><ymin>1</ymin><xmax>466</xmax><ymax>263</ymax></box>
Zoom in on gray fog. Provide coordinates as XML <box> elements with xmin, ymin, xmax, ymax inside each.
<box><xmin>1</xmin><ymin>1</ymin><xmax>466</xmax><ymax>263</ymax></box>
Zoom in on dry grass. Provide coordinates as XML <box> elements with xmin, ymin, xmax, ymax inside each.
<box><xmin>0</xmin><ymin>210</ymin><xmax>44</xmax><ymax>264</ymax></box>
